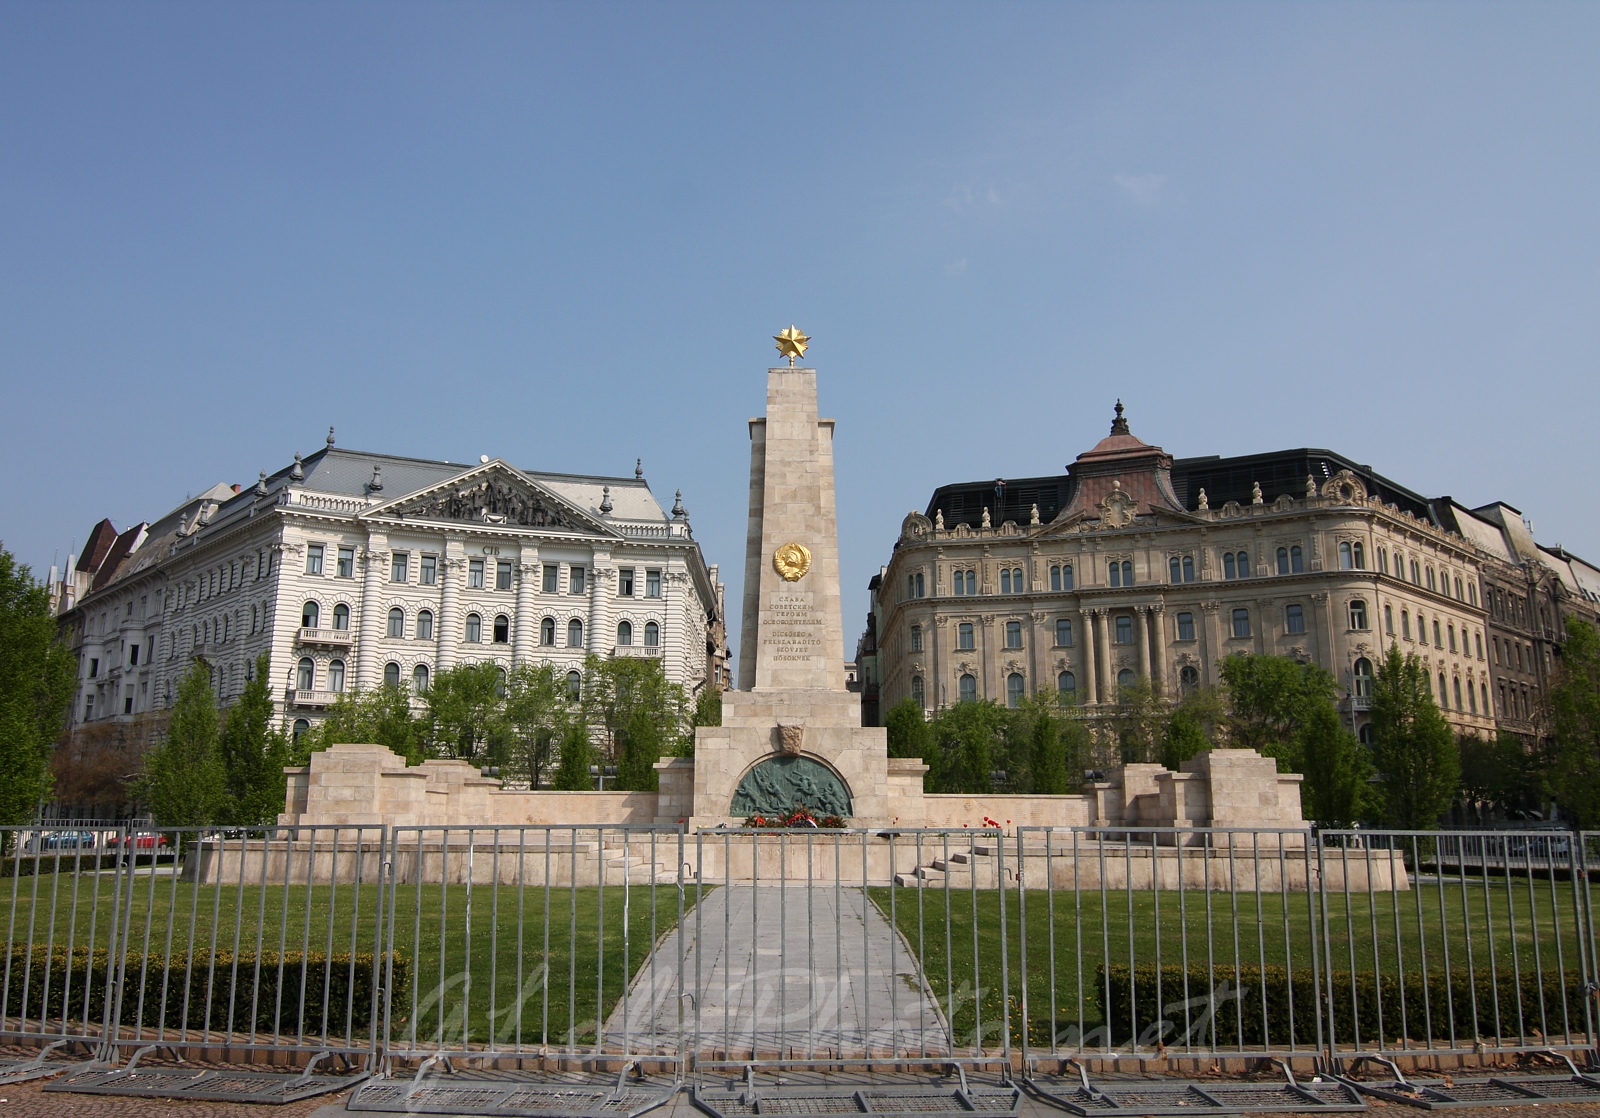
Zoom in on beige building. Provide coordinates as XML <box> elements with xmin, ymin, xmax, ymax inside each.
<box><xmin>866</xmin><ymin>405</ymin><xmax>1521</xmax><ymax>742</ymax></box>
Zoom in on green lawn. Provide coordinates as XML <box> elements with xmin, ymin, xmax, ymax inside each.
<box><xmin>0</xmin><ymin>869</ymin><xmax>691</xmax><ymax>1051</ymax></box>
<box><xmin>870</xmin><ymin>871</ymin><xmax>1594</xmax><ymax>1052</ymax></box>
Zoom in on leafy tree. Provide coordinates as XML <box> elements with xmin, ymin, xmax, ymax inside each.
<box><xmin>579</xmin><ymin>655</ymin><xmax>689</xmax><ymax>792</ymax></box>
<box><xmin>1109</xmin><ymin>678</ymin><xmax>1169</xmax><ymax>765</ymax></box>
<box><xmin>1296</xmin><ymin>702</ymin><xmax>1374</xmax><ymax>827</ymax></box>
<box><xmin>425</xmin><ymin>662</ymin><xmax>509</xmax><ymax>762</ymax></box>
<box><xmin>1369</xmin><ymin>645</ymin><xmax>1460</xmax><ymax>828</ymax></box>
<box><xmin>1161</xmin><ymin>710</ymin><xmax>1211</xmax><ymax>771</ymax></box>
<box><xmin>1219</xmin><ymin>653</ymin><xmax>1339</xmax><ymax>771</ymax></box>
<box><xmin>503</xmin><ymin>664</ymin><xmax>576</xmax><ymax>787</ymax></box>
<box><xmin>550</xmin><ymin>721</ymin><xmax>594</xmax><ymax>791</ymax></box>
<box><xmin>927</xmin><ymin>699</ymin><xmax>1007</xmax><ymax>793</ymax></box>
<box><xmin>218</xmin><ymin>654</ymin><xmax>291</xmax><ymax>825</ymax></box>
<box><xmin>307</xmin><ymin>685</ymin><xmax>425</xmax><ymax>764</ymax></box>
<box><xmin>884</xmin><ymin>697</ymin><xmax>933</xmax><ymax>760</ymax></box>
<box><xmin>1549</xmin><ymin>617</ymin><xmax>1600</xmax><ymax>826</ymax></box>
<box><xmin>691</xmin><ymin>687</ymin><xmax>722</xmax><ymax>727</ymax></box>
<box><xmin>1458</xmin><ymin>732</ymin><xmax>1542</xmax><ymax>821</ymax></box>
<box><xmin>1023</xmin><ymin>698</ymin><xmax>1070</xmax><ymax>794</ymax></box>
<box><xmin>0</xmin><ymin>549</ymin><xmax>76</xmax><ymax>824</ymax></box>
<box><xmin>139</xmin><ymin>661</ymin><xmax>228</xmax><ymax>830</ymax></box>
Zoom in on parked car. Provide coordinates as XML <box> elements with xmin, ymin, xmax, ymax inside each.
<box><xmin>21</xmin><ymin>830</ymin><xmax>99</xmax><ymax>854</ymax></box>
<box><xmin>109</xmin><ymin>832</ymin><xmax>169</xmax><ymax>850</ymax></box>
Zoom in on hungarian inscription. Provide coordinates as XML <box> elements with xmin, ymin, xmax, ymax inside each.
<box><xmin>761</xmin><ymin>592</ymin><xmax>823</xmax><ymax>662</ymax></box>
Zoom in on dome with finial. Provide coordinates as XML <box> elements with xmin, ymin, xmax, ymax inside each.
<box><xmin>1078</xmin><ymin>400</ymin><xmax>1154</xmax><ymax>460</ymax></box>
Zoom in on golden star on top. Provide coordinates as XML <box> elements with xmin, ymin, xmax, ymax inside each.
<box><xmin>773</xmin><ymin>325</ymin><xmax>810</xmax><ymax>367</ymax></box>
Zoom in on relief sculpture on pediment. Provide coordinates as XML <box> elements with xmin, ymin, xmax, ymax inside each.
<box><xmin>405</xmin><ymin>478</ymin><xmax>578</xmax><ymax>529</ymax></box>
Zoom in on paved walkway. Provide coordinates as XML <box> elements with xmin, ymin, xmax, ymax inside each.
<box><xmin>602</xmin><ymin>885</ymin><xmax>949</xmax><ymax>1058</ymax></box>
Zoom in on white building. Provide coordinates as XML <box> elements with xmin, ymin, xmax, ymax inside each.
<box><xmin>59</xmin><ymin>436</ymin><xmax>726</xmax><ymax>738</ymax></box>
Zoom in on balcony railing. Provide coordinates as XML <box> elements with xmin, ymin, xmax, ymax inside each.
<box><xmin>611</xmin><ymin>645</ymin><xmax>663</xmax><ymax>659</ymax></box>
<box><xmin>288</xmin><ymin>689</ymin><xmax>341</xmax><ymax>708</ymax></box>
<box><xmin>298</xmin><ymin>627</ymin><xmax>353</xmax><ymax>647</ymax></box>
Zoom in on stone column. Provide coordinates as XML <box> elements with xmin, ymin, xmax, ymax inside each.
<box><xmin>1150</xmin><ymin>603</ymin><xmax>1169</xmax><ymax>694</ymax></box>
<box><xmin>1133</xmin><ymin>605</ymin><xmax>1149</xmax><ymax>682</ymax></box>
<box><xmin>588</xmin><ymin>551</ymin><xmax>612</xmax><ymax>657</ymax></box>
<box><xmin>437</xmin><ymin>543</ymin><xmax>464</xmax><ymax>672</ymax></box>
<box><xmin>512</xmin><ymin>544</ymin><xmax>538</xmax><ymax>665</ymax></box>
<box><xmin>1080</xmin><ymin>609</ymin><xmax>1098</xmax><ymax>705</ymax></box>
<box><xmin>355</xmin><ymin>531</ymin><xmax>387</xmax><ymax>690</ymax></box>
<box><xmin>1199</xmin><ymin>601</ymin><xmax>1221</xmax><ymax>686</ymax></box>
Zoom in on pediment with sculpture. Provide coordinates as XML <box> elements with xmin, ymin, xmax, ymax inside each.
<box><xmin>371</xmin><ymin>463</ymin><xmax>607</xmax><ymax>533</ymax></box>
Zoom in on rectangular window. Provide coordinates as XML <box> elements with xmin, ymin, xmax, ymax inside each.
<box><xmin>570</xmin><ymin>565</ymin><xmax>586</xmax><ymax>595</ymax></box>
<box><xmin>645</xmin><ymin>569</ymin><xmax>662</xmax><ymax>597</ymax></box>
<box><xmin>543</xmin><ymin>564</ymin><xmax>559</xmax><ymax>593</ymax></box>
<box><xmin>1005</xmin><ymin>620</ymin><xmax>1023</xmax><ymax>649</ymax></box>
<box><xmin>468</xmin><ymin>558</ymin><xmax>485</xmax><ymax>588</ymax></box>
<box><xmin>1055</xmin><ymin>618</ymin><xmax>1073</xmax><ymax>646</ymax></box>
<box><xmin>619</xmin><ymin>568</ymin><xmax>635</xmax><ymax>596</ymax></box>
<box><xmin>129</xmin><ymin>644</ymin><xmax>139</xmax><ymax>666</ymax></box>
<box><xmin>1115</xmin><ymin>615</ymin><xmax>1133</xmax><ymax>643</ymax></box>
<box><xmin>1286</xmin><ymin>604</ymin><xmax>1306</xmax><ymax>633</ymax></box>
<box><xmin>84</xmin><ymin>697</ymin><xmax>94</xmax><ymax>720</ymax></box>
<box><xmin>910</xmin><ymin>625</ymin><xmax>923</xmax><ymax>652</ymax></box>
<box><xmin>337</xmin><ymin>546</ymin><xmax>354</xmax><ymax>578</ymax></box>
<box><xmin>1231</xmin><ymin>608</ymin><xmax>1252</xmax><ymax>638</ymax></box>
<box><xmin>1176</xmin><ymin>612</ymin><xmax>1195</xmax><ymax>641</ymax></box>
<box><xmin>496</xmin><ymin>560</ymin><xmax>513</xmax><ymax>591</ymax></box>
<box><xmin>391</xmin><ymin>552</ymin><xmax>408</xmax><ymax>583</ymax></box>
<box><xmin>89</xmin><ymin>657</ymin><xmax>99</xmax><ymax>678</ymax></box>
<box><xmin>306</xmin><ymin>544</ymin><xmax>324</xmax><ymax>575</ymax></box>
<box><xmin>420</xmin><ymin>554</ymin><xmax>437</xmax><ymax>585</ymax></box>
<box><xmin>957</xmin><ymin>623</ymin><xmax>974</xmax><ymax>650</ymax></box>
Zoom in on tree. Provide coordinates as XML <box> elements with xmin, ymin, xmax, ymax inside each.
<box><xmin>927</xmin><ymin>700</ymin><xmax>1008</xmax><ymax>793</ymax></box>
<box><xmin>0</xmin><ymin>549</ymin><xmax>76</xmax><ymax>825</ymax></box>
<box><xmin>579</xmin><ymin>655</ymin><xmax>689</xmax><ymax>792</ymax></box>
<box><xmin>550</xmin><ymin>721</ymin><xmax>594</xmax><ymax>791</ymax></box>
<box><xmin>307</xmin><ymin>684</ymin><xmax>425</xmax><ymax>764</ymax></box>
<box><xmin>1219</xmin><ymin>654</ymin><xmax>1339</xmax><ymax>772</ymax></box>
<box><xmin>139</xmin><ymin>661</ymin><xmax>228</xmax><ymax>830</ymax></box>
<box><xmin>503</xmin><ymin>664</ymin><xmax>577</xmax><ymax>787</ymax></box>
<box><xmin>1369</xmin><ymin>644</ymin><xmax>1460</xmax><ymax>828</ymax></box>
<box><xmin>1458</xmin><ymin>732</ymin><xmax>1542</xmax><ymax>822</ymax></box>
<box><xmin>1023</xmin><ymin>698</ymin><xmax>1070</xmax><ymax>794</ymax></box>
<box><xmin>1296</xmin><ymin>702</ymin><xmax>1374</xmax><ymax>827</ymax></box>
<box><xmin>218</xmin><ymin>654</ymin><xmax>291</xmax><ymax>825</ymax></box>
<box><xmin>1549</xmin><ymin>616</ymin><xmax>1600</xmax><ymax>826</ymax></box>
<box><xmin>425</xmin><ymin>662</ymin><xmax>509</xmax><ymax>763</ymax></box>
<box><xmin>884</xmin><ymin>697</ymin><xmax>933</xmax><ymax>760</ymax></box>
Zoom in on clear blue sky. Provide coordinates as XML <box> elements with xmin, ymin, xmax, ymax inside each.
<box><xmin>4</xmin><ymin>3</ymin><xmax>1597</xmax><ymax>660</ymax></box>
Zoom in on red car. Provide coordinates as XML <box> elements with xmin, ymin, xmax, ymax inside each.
<box><xmin>111</xmin><ymin>833</ymin><xmax>168</xmax><ymax>849</ymax></box>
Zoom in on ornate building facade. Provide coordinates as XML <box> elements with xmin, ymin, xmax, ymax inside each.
<box><xmin>863</xmin><ymin>405</ymin><xmax>1600</xmax><ymax>742</ymax></box>
<box><xmin>58</xmin><ymin>434</ymin><xmax>728</xmax><ymax>739</ymax></box>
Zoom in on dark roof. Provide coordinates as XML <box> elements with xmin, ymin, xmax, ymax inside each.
<box><xmin>924</xmin><ymin>448</ymin><xmax>1439</xmax><ymax>532</ymax></box>
<box><xmin>75</xmin><ymin>519</ymin><xmax>119</xmax><ymax>573</ymax></box>
<box><xmin>91</xmin><ymin>524</ymin><xmax>147</xmax><ymax>592</ymax></box>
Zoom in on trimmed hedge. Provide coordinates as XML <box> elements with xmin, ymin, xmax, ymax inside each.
<box><xmin>0</xmin><ymin>945</ymin><xmax>408</xmax><ymax>1035</ymax></box>
<box><xmin>1095</xmin><ymin>962</ymin><xmax>1587</xmax><ymax>1047</ymax></box>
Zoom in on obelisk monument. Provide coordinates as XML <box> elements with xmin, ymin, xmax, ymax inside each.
<box><xmin>686</xmin><ymin>329</ymin><xmax>894</xmax><ymax>827</ymax></box>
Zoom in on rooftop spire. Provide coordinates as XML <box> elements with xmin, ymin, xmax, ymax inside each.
<box><xmin>326</xmin><ymin>426</ymin><xmax>336</xmax><ymax>448</ymax></box>
<box><xmin>1110</xmin><ymin>399</ymin><xmax>1130</xmax><ymax>436</ymax></box>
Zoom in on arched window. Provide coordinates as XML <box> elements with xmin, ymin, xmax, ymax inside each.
<box><xmin>958</xmin><ymin>674</ymin><xmax>977</xmax><ymax>703</ymax></box>
<box><xmin>644</xmin><ymin>621</ymin><xmax>660</xmax><ymax>647</ymax></box>
<box><xmin>1223</xmin><ymin>553</ymin><xmax>1236</xmax><ymax>580</ymax></box>
<box><xmin>1401</xmin><ymin>610</ymin><xmax>1411</xmax><ymax>639</ymax></box>
<box><xmin>1004</xmin><ymin>621</ymin><xmax>1022</xmax><ymax>649</ymax></box>
<box><xmin>567</xmin><ymin>670</ymin><xmax>582</xmax><ymax>699</ymax></box>
<box><xmin>541</xmin><ymin>617</ymin><xmax>556</xmax><ymax>646</ymax></box>
<box><xmin>328</xmin><ymin>659</ymin><xmax>346</xmax><ymax>692</ymax></box>
<box><xmin>1290</xmin><ymin>545</ymin><xmax>1304</xmax><ymax>573</ymax></box>
<box><xmin>1006</xmin><ymin>673</ymin><xmax>1025</xmax><ymax>708</ymax></box>
<box><xmin>332</xmin><ymin>603</ymin><xmax>350</xmax><ymax>630</ymax></box>
<box><xmin>1339</xmin><ymin>542</ymin><xmax>1353</xmax><ymax>570</ymax></box>
<box><xmin>911</xmin><ymin>675</ymin><xmax>925</xmax><ymax>708</ymax></box>
<box><xmin>1179</xmin><ymin>665</ymin><xmax>1200</xmax><ymax>694</ymax></box>
<box><xmin>1447</xmin><ymin>624</ymin><xmax>1456</xmax><ymax>652</ymax></box>
<box><xmin>1474</xmin><ymin>631</ymin><xmax>1482</xmax><ymax>659</ymax></box>
<box><xmin>965</xmin><ymin>571</ymin><xmax>977</xmax><ymax>595</ymax></box>
<box><xmin>1453</xmin><ymin>677</ymin><xmax>1463</xmax><ymax>710</ymax></box>
<box><xmin>1384</xmin><ymin>605</ymin><xmax>1394</xmax><ymax>635</ymax></box>
<box><xmin>957</xmin><ymin>623</ymin><xmax>974</xmax><ymax>650</ymax></box>
<box><xmin>1231</xmin><ymin>608</ymin><xmax>1251</xmax><ymax>638</ymax></box>
<box><xmin>1433</xmin><ymin>619</ymin><xmax>1442</xmax><ymax>647</ymax></box>
<box><xmin>1286</xmin><ymin>603</ymin><xmax>1306</xmax><ymax>633</ymax></box>
<box><xmin>1057</xmin><ymin>671</ymin><xmax>1076</xmax><ymax>699</ymax></box>
<box><xmin>1176</xmin><ymin>612</ymin><xmax>1195</xmax><ymax>641</ymax></box>
<box><xmin>1468</xmin><ymin>583</ymin><xmax>1478</xmax><ymax>606</ymax></box>
<box><xmin>1439</xmin><ymin>673</ymin><xmax>1449</xmax><ymax>707</ymax></box>
<box><xmin>296</xmin><ymin>657</ymin><xmax>314</xmax><ymax>690</ymax></box>
<box><xmin>1348</xmin><ymin>599</ymin><xmax>1367</xmax><ymax>630</ymax></box>
<box><xmin>1109</xmin><ymin>560</ymin><xmax>1123</xmax><ymax>587</ymax></box>
<box><xmin>388</xmin><ymin>607</ymin><xmax>405</xmax><ymax>638</ymax></box>
<box><xmin>1237</xmin><ymin>551</ymin><xmax>1251</xmax><ymax>578</ymax></box>
<box><xmin>1060</xmin><ymin>564</ymin><xmax>1074</xmax><ymax>590</ymax></box>
<box><xmin>302</xmin><ymin>601</ymin><xmax>319</xmax><ymax>629</ymax></box>
<box><xmin>1426</xmin><ymin>567</ymin><xmax>1437</xmax><ymax>591</ymax></box>
<box><xmin>567</xmin><ymin>619</ymin><xmax>584</xmax><ymax>648</ymax></box>
<box><xmin>910</xmin><ymin>624</ymin><xmax>923</xmax><ymax>652</ymax></box>
<box><xmin>1377</xmin><ymin>547</ymin><xmax>1388</xmax><ymax>574</ymax></box>
<box><xmin>1410</xmin><ymin>559</ymin><xmax>1420</xmax><ymax>583</ymax></box>
<box><xmin>1115</xmin><ymin>615</ymin><xmax>1133</xmax><ymax>644</ymax></box>
<box><xmin>251</xmin><ymin>604</ymin><xmax>258</xmax><ymax>635</ymax></box>
<box><xmin>1481</xmin><ymin>682</ymin><xmax>1490</xmax><ymax>714</ymax></box>
<box><xmin>1467</xmin><ymin>680</ymin><xmax>1477</xmax><ymax>714</ymax></box>
<box><xmin>489</xmin><ymin>614</ymin><xmax>508</xmax><ymax>643</ymax></box>
<box><xmin>384</xmin><ymin>662</ymin><xmax>401</xmax><ymax>688</ymax></box>
<box><xmin>1182</xmin><ymin>555</ymin><xmax>1194</xmax><ymax>582</ymax></box>
<box><xmin>1353</xmin><ymin>657</ymin><xmax>1373</xmax><ymax>698</ymax></box>
<box><xmin>465</xmin><ymin>613</ymin><xmax>482</xmax><ymax>642</ymax></box>
<box><xmin>496</xmin><ymin>668</ymin><xmax>508</xmax><ymax>698</ymax></box>
<box><xmin>1359</xmin><ymin>723</ymin><xmax>1374</xmax><ymax>746</ymax></box>
<box><xmin>1276</xmin><ymin>547</ymin><xmax>1290</xmax><ymax>575</ymax></box>
<box><xmin>1054</xmin><ymin>618</ymin><xmax>1072</xmax><ymax>646</ymax></box>
<box><xmin>413</xmin><ymin>663</ymin><xmax>430</xmax><ymax>692</ymax></box>
<box><xmin>293</xmin><ymin>718</ymin><xmax>310</xmax><ymax>741</ymax></box>
<box><xmin>1117</xmin><ymin>668</ymin><xmax>1136</xmax><ymax>691</ymax></box>
<box><xmin>1170</xmin><ymin>556</ymin><xmax>1183</xmax><ymax>583</ymax></box>
<box><xmin>617</xmin><ymin>620</ymin><xmax>633</xmax><ymax>646</ymax></box>
<box><xmin>1000</xmin><ymin>569</ymin><xmax>1012</xmax><ymax>594</ymax></box>
<box><xmin>1352</xmin><ymin>543</ymin><xmax>1365</xmax><ymax>569</ymax></box>
<box><xmin>416</xmin><ymin>610</ymin><xmax>434</xmax><ymax>640</ymax></box>
<box><xmin>1050</xmin><ymin>565</ymin><xmax>1062</xmax><ymax>592</ymax></box>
